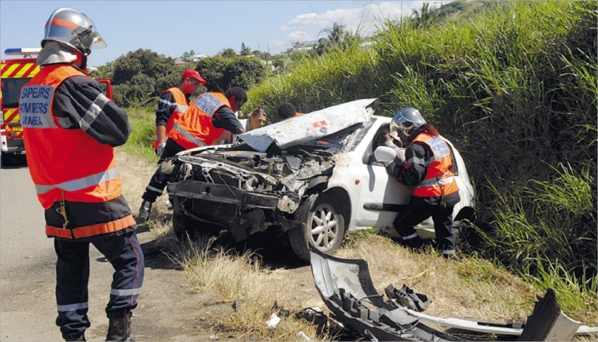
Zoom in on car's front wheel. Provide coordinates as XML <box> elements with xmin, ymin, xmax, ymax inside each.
<box><xmin>173</xmin><ymin>212</ymin><xmax>197</xmax><ymax>241</ymax></box>
<box><xmin>289</xmin><ymin>194</ymin><xmax>346</xmax><ymax>260</ymax></box>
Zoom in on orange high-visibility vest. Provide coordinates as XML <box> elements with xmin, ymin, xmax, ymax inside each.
<box><xmin>155</xmin><ymin>87</ymin><xmax>188</xmax><ymax>150</ymax></box>
<box><xmin>20</xmin><ymin>64</ymin><xmax>135</xmax><ymax>239</ymax></box>
<box><xmin>406</xmin><ymin>132</ymin><xmax>459</xmax><ymax>199</ymax></box>
<box><xmin>166</xmin><ymin>92</ymin><xmax>229</xmax><ymax>150</ymax></box>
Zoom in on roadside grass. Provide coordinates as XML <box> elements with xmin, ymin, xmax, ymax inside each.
<box><xmin>116</xmin><ymin>147</ymin><xmax>597</xmax><ymax>340</ymax></box>
<box><xmin>174</xmin><ymin>235</ymin><xmax>325</xmax><ymax>340</ymax></box>
<box><xmin>113</xmin><ymin>1</ymin><xmax>598</xmax><ymax>333</ymax></box>
<box><xmin>121</xmin><ymin>107</ymin><xmax>159</xmax><ymax>164</ymax></box>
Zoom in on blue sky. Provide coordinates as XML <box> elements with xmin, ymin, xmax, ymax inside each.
<box><xmin>1</xmin><ymin>1</ymin><xmax>445</xmax><ymax>68</ymax></box>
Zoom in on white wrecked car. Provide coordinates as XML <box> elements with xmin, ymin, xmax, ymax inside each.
<box><xmin>166</xmin><ymin>99</ymin><xmax>475</xmax><ymax>260</ymax></box>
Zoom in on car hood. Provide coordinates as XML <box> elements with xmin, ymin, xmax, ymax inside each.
<box><xmin>238</xmin><ymin>98</ymin><xmax>379</xmax><ymax>152</ymax></box>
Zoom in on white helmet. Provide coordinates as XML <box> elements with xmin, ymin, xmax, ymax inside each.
<box><xmin>390</xmin><ymin>107</ymin><xmax>426</xmax><ymax>138</ymax></box>
<box><xmin>42</xmin><ymin>8</ymin><xmax>106</xmax><ymax>55</ymax></box>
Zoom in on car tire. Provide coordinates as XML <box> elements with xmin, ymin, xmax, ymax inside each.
<box><xmin>173</xmin><ymin>212</ymin><xmax>222</xmax><ymax>241</ymax></box>
<box><xmin>289</xmin><ymin>194</ymin><xmax>346</xmax><ymax>260</ymax></box>
<box><xmin>173</xmin><ymin>212</ymin><xmax>199</xmax><ymax>241</ymax></box>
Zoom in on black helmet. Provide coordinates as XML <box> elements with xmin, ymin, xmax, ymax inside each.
<box><xmin>390</xmin><ymin>107</ymin><xmax>426</xmax><ymax>137</ymax></box>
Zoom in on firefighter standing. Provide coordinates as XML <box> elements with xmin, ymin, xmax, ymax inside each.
<box><xmin>137</xmin><ymin>86</ymin><xmax>247</xmax><ymax>221</ymax></box>
<box><xmin>20</xmin><ymin>8</ymin><xmax>144</xmax><ymax>341</ymax></box>
<box><xmin>384</xmin><ymin>108</ymin><xmax>461</xmax><ymax>259</ymax></box>
<box><xmin>154</xmin><ymin>69</ymin><xmax>206</xmax><ymax>157</ymax></box>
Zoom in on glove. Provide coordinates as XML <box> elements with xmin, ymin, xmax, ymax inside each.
<box><xmin>157</xmin><ymin>143</ymin><xmax>166</xmax><ymax>157</ymax></box>
<box><xmin>394</xmin><ymin>148</ymin><xmax>406</xmax><ymax>165</ymax></box>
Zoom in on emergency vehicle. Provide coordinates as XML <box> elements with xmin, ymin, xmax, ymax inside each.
<box><xmin>0</xmin><ymin>48</ymin><xmax>40</xmax><ymax>166</ymax></box>
<box><xmin>0</xmin><ymin>48</ymin><xmax>113</xmax><ymax>167</ymax></box>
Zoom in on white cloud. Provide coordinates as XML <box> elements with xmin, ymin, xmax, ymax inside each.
<box><xmin>281</xmin><ymin>1</ymin><xmax>447</xmax><ymax>38</ymax></box>
<box><xmin>276</xmin><ymin>1</ymin><xmax>450</xmax><ymax>50</ymax></box>
<box><xmin>288</xmin><ymin>30</ymin><xmax>312</xmax><ymax>43</ymax></box>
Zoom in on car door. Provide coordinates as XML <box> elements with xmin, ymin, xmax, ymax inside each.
<box><xmin>351</xmin><ymin>123</ymin><xmax>413</xmax><ymax>231</ymax></box>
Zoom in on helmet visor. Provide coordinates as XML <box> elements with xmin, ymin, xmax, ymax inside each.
<box><xmin>43</xmin><ymin>12</ymin><xmax>107</xmax><ymax>51</ymax></box>
<box><xmin>85</xmin><ymin>17</ymin><xmax>107</xmax><ymax>49</ymax></box>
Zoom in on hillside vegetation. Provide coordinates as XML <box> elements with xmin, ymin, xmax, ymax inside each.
<box><xmin>120</xmin><ymin>0</ymin><xmax>596</xmax><ymax>324</ymax></box>
<box><xmin>241</xmin><ymin>0</ymin><xmax>597</xmax><ymax>298</ymax></box>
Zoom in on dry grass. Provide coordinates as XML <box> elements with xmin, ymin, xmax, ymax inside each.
<box><xmin>337</xmin><ymin>235</ymin><xmax>537</xmax><ymax>323</ymax></box>
<box><xmin>172</xmin><ymin>235</ymin><xmax>326</xmax><ymax>340</ymax></box>
<box><xmin>115</xmin><ymin>148</ymin><xmax>329</xmax><ymax>340</ymax></box>
<box><xmin>115</xmin><ymin>148</ymin><xmax>596</xmax><ymax>340</ymax></box>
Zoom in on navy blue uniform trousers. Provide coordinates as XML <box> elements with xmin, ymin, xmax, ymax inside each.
<box><xmin>54</xmin><ymin>232</ymin><xmax>144</xmax><ymax>338</ymax></box>
<box><xmin>393</xmin><ymin>204</ymin><xmax>455</xmax><ymax>252</ymax></box>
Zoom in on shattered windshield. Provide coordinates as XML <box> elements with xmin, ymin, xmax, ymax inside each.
<box><xmin>289</xmin><ymin>123</ymin><xmax>365</xmax><ymax>151</ymax></box>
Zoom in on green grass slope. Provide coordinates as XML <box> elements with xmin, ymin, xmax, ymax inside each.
<box><xmin>243</xmin><ymin>0</ymin><xmax>597</xmax><ymax>305</ymax></box>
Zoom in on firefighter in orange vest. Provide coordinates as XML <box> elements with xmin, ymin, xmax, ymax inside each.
<box><xmin>154</xmin><ymin>69</ymin><xmax>206</xmax><ymax>157</ymax></box>
<box><xmin>384</xmin><ymin>108</ymin><xmax>461</xmax><ymax>259</ymax></box>
<box><xmin>137</xmin><ymin>86</ymin><xmax>247</xmax><ymax>221</ymax></box>
<box><xmin>20</xmin><ymin>8</ymin><xmax>143</xmax><ymax>341</ymax></box>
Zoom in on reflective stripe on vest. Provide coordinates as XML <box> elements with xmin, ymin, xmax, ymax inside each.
<box><xmin>46</xmin><ymin>215</ymin><xmax>136</xmax><ymax>239</ymax></box>
<box><xmin>408</xmin><ymin>133</ymin><xmax>459</xmax><ymax>198</ymax></box>
<box><xmin>171</xmin><ymin>123</ymin><xmax>207</xmax><ymax>148</ymax></box>
<box><xmin>80</xmin><ymin>93</ymin><xmax>110</xmax><ymax>132</ymax></box>
<box><xmin>23</xmin><ymin>65</ymin><xmax>132</xmax><ymax>239</ymax></box>
<box><xmin>155</xmin><ymin>87</ymin><xmax>189</xmax><ymax>150</ymax></box>
<box><xmin>166</xmin><ymin>92</ymin><xmax>228</xmax><ymax>149</ymax></box>
<box><xmin>34</xmin><ymin>167</ymin><xmax>119</xmax><ymax>194</ymax></box>
<box><xmin>22</xmin><ymin>65</ymin><xmax>121</xmax><ymax>210</ymax></box>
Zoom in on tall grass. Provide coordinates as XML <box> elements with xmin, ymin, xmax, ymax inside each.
<box><xmin>121</xmin><ymin>107</ymin><xmax>159</xmax><ymax>164</ymax></box>
<box><xmin>120</xmin><ymin>0</ymin><xmax>596</xmax><ymax>324</ymax></box>
<box><xmin>242</xmin><ymin>0</ymin><xmax>597</xmax><ymax>302</ymax></box>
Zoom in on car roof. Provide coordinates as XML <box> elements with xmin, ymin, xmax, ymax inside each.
<box><xmin>239</xmin><ymin>98</ymin><xmax>380</xmax><ymax>152</ymax></box>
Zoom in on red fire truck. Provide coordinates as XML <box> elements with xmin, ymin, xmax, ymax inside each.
<box><xmin>0</xmin><ymin>48</ymin><xmax>113</xmax><ymax>167</ymax></box>
<box><xmin>0</xmin><ymin>48</ymin><xmax>40</xmax><ymax>166</ymax></box>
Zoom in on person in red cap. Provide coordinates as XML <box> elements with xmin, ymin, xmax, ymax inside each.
<box><xmin>154</xmin><ymin>69</ymin><xmax>206</xmax><ymax>156</ymax></box>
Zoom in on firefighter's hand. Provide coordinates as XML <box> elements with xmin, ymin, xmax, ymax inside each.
<box><xmin>157</xmin><ymin>143</ymin><xmax>166</xmax><ymax>157</ymax></box>
<box><xmin>394</xmin><ymin>148</ymin><xmax>406</xmax><ymax>165</ymax></box>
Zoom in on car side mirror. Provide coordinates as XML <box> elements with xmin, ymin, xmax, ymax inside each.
<box><xmin>374</xmin><ymin>146</ymin><xmax>397</xmax><ymax>162</ymax></box>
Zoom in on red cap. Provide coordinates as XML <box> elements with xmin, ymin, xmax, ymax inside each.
<box><xmin>181</xmin><ymin>69</ymin><xmax>207</xmax><ymax>85</ymax></box>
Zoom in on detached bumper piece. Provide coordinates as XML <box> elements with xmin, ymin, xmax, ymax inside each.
<box><xmin>309</xmin><ymin>246</ymin><xmax>460</xmax><ymax>341</ymax></box>
<box><xmin>309</xmin><ymin>247</ymin><xmax>598</xmax><ymax>341</ymax></box>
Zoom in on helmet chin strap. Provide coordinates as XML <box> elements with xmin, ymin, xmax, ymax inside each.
<box><xmin>79</xmin><ymin>54</ymin><xmax>88</xmax><ymax>70</ymax></box>
<box><xmin>72</xmin><ymin>49</ymin><xmax>88</xmax><ymax>70</ymax></box>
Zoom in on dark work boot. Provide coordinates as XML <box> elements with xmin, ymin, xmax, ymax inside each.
<box><xmin>64</xmin><ymin>332</ymin><xmax>86</xmax><ymax>341</ymax></box>
<box><xmin>106</xmin><ymin>311</ymin><xmax>132</xmax><ymax>342</ymax></box>
<box><xmin>136</xmin><ymin>200</ymin><xmax>152</xmax><ymax>223</ymax></box>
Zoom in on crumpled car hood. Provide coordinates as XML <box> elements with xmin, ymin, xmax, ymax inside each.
<box><xmin>238</xmin><ymin>98</ymin><xmax>378</xmax><ymax>152</ymax></box>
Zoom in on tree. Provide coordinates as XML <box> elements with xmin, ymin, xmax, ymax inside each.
<box><xmin>412</xmin><ymin>2</ymin><xmax>439</xmax><ymax>29</ymax></box>
<box><xmin>241</xmin><ymin>42</ymin><xmax>251</xmax><ymax>56</ymax></box>
<box><xmin>224</xmin><ymin>57</ymin><xmax>266</xmax><ymax>89</ymax></box>
<box><xmin>180</xmin><ymin>50</ymin><xmax>197</xmax><ymax>62</ymax></box>
<box><xmin>219</xmin><ymin>48</ymin><xmax>237</xmax><ymax>58</ymax></box>
<box><xmin>320</xmin><ymin>23</ymin><xmax>362</xmax><ymax>54</ymax></box>
<box><xmin>89</xmin><ymin>61</ymin><xmax>115</xmax><ymax>80</ymax></box>
<box><xmin>110</xmin><ymin>48</ymin><xmax>182</xmax><ymax>107</ymax></box>
<box><xmin>196</xmin><ymin>55</ymin><xmax>266</xmax><ymax>92</ymax></box>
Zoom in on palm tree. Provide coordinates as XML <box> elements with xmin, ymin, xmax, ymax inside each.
<box><xmin>412</xmin><ymin>2</ymin><xmax>438</xmax><ymax>29</ymax></box>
